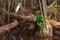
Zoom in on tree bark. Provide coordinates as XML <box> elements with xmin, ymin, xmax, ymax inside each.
<box><xmin>41</xmin><ymin>0</ymin><xmax>53</xmax><ymax>37</ymax></box>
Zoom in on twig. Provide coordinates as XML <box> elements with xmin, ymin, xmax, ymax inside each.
<box><xmin>47</xmin><ymin>0</ymin><xmax>57</xmax><ymax>9</ymax></box>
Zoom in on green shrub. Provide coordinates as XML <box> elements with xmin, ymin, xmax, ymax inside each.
<box><xmin>33</xmin><ymin>13</ymin><xmax>45</xmax><ymax>28</ymax></box>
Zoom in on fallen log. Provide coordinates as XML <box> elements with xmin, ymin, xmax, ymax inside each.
<box><xmin>0</xmin><ymin>20</ymin><xmax>18</xmax><ymax>33</ymax></box>
<box><xmin>11</xmin><ymin>13</ymin><xmax>60</xmax><ymax>27</ymax></box>
<box><xmin>10</xmin><ymin>13</ymin><xmax>34</xmax><ymax>22</ymax></box>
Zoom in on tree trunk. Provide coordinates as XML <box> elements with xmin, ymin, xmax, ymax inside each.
<box><xmin>38</xmin><ymin>0</ymin><xmax>53</xmax><ymax>37</ymax></box>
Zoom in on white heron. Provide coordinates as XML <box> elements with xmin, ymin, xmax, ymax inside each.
<box><xmin>15</xmin><ymin>3</ymin><xmax>21</xmax><ymax>12</ymax></box>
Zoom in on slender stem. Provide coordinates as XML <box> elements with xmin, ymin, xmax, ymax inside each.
<box><xmin>38</xmin><ymin>0</ymin><xmax>43</xmax><ymax>14</ymax></box>
<box><xmin>8</xmin><ymin>0</ymin><xmax>10</xmax><ymax>23</ymax></box>
<box><xmin>55</xmin><ymin>0</ymin><xmax>57</xmax><ymax>25</ymax></box>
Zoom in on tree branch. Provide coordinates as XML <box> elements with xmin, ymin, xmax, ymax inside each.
<box><xmin>47</xmin><ymin>0</ymin><xmax>57</xmax><ymax>9</ymax></box>
<box><xmin>49</xmin><ymin>19</ymin><xmax>60</xmax><ymax>28</ymax></box>
<box><xmin>0</xmin><ymin>20</ymin><xmax>18</xmax><ymax>33</ymax></box>
<box><xmin>11</xmin><ymin>13</ymin><xmax>34</xmax><ymax>21</ymax></box>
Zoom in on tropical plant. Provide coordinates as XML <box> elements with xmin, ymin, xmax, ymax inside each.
<box><xmin>33</xmin><ymin>13</ymin><xmax>45</xmax><ymax>28</ymax></box>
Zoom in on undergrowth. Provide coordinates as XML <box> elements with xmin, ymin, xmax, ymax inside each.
<box><xmin>33</xmin><ymin>13</ymin><xmax>45</xmax><ymax>28</ymax></box>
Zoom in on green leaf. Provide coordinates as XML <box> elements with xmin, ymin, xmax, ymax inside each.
<box><xmin>33</xmin><ymin>13</ymin><xmax>45</xmax><ymax>28</ymax></box>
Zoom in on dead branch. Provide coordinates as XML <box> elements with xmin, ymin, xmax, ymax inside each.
<box><xmin>49</xmin><ymin>19</ymin><xmax>60</xmax><ymax>26</ymax></box>
<box><xmin>11</xmin><ymin>13</ymin><xmax>34</xmax><ymax>21</ymax></box>
<box><xmin>49</xmin><ymin>19</ymin><xmax>60</xmax><ymax>28</ymax></box>
<box><xmin>47</xmin><ymin>0</ymin><xmax>57</xmax><ymax>9</ymax></box>
<box><xmin>0</xmin><ymin>20</ymin><xmax>18</xmax><ymax>33</ymax></box>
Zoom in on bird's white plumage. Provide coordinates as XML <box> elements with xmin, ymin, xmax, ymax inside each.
<box><xmin>15</xmin><ymin>3</ymin><xmax>21</xmax><ymax>12</ymax></box>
